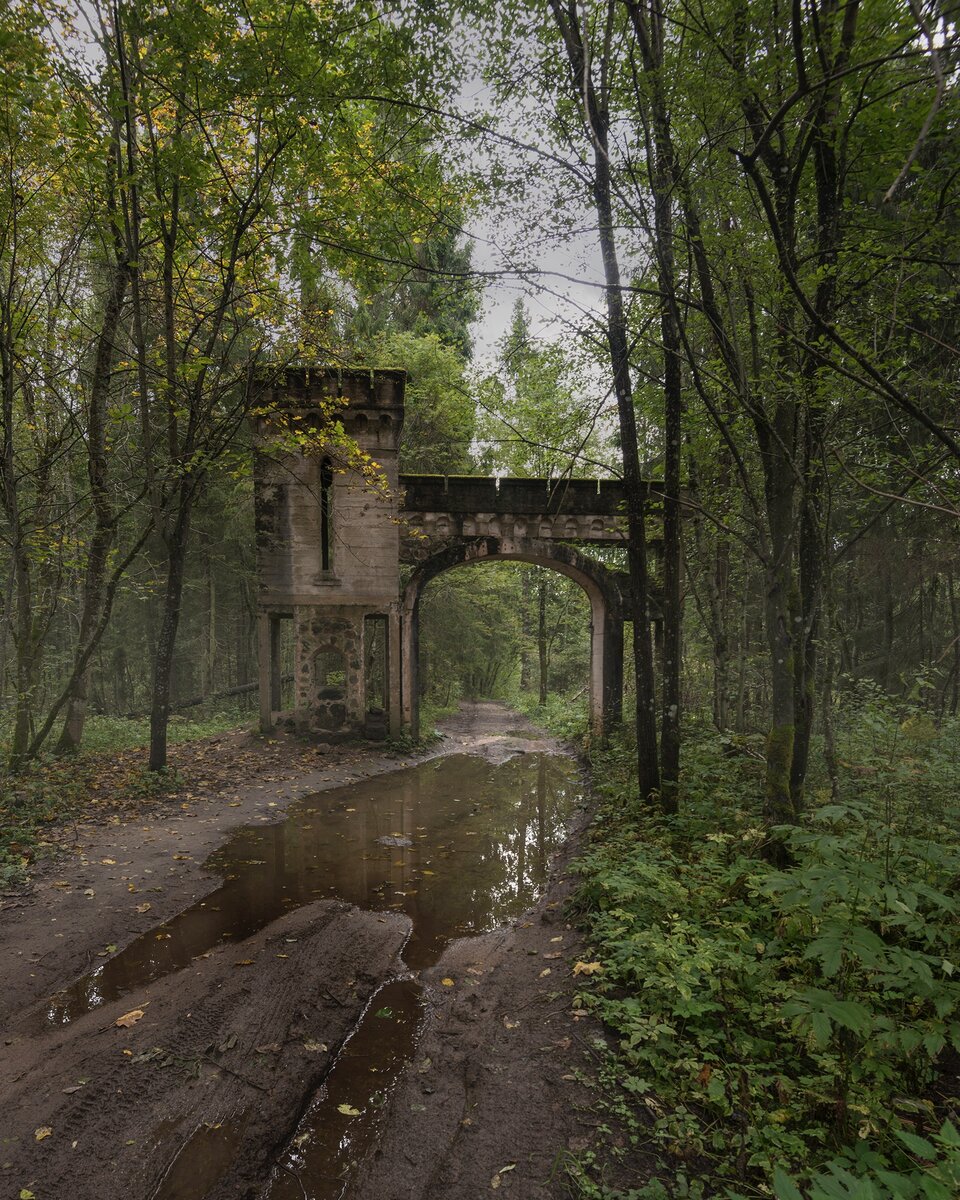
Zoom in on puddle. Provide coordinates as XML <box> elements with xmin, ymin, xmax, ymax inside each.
<box><xmin>152</xmin><ymin>1108</ymin><xmax>251</xmax><ymax>1200</ymax></box>
<box><xmin>263</xmin><ymin>977</ymin><xmax>423</xmax><ymax>1200</ymax></box>
<box><xmin>36</xmin><ymin>749</ymin><xmax>580</xmax><ymax>1199</ymax></box>
<box><xmin>39</xmin><ymin>752</ymin><xmax>577</xmax><ymax>1020</ymax></box>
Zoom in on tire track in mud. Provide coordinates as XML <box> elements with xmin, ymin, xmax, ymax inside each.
<box><xmin>2</xmin><ymin>903</ymin><xmax>411</xmax><ymax>1200</ymax></box>
<box><xmin>2</xmin><ymin>706</ymin><xmax>600</xmax><ymax>1200</ymax></box>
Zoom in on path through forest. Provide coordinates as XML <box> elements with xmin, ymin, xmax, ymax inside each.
<box><xmin>1</xmin><ymin>704</ymin><xmax>622</xmax><ymax>1199</ymax></box>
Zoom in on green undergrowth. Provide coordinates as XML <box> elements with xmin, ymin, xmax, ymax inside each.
<box><xmin>569</xmin><ymin>696</ymin><xmax>960</xmax><ymax>1200</ymax></box>
<box><xmin>0</xmin><ymin>701</ymin><xmax>251</xmax><ymax>760</ymax></box>
<box><xmin>512</xmin><ymin>690</ymin><xmax>590</xmax><ymax>742</ymax></box>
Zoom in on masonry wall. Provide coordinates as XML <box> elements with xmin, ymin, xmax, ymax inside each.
<box><xmin>255</xmin><ymin>368</ymin><xmax>404</xmax><ymax>611</ymax></box>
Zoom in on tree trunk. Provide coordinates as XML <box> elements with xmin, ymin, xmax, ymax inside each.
<box><xmin>547</xmin><ymin>0</ymin><xmax>661</xmax><ymax>802</ymax></box>
<box><xmin>790</xmin><ymin>414</ymin><xmax>826</xmax><ymax>811</ymax></box>
<box><xmin>149</xmin><ymin>502</ymin><xmax>192</xmax><ymax>771</ymax></box>
<box><xmin>537</xmin><ymin>579</ymin><xmax>548</xmax><ymax>705</ymax></box>
<box><xmin>55</xmin><ymin>250</ymin><xmax>131</xmax><ymax>753</ymax></box>
<box><xmin>760</xmin><ymin>413</ymin><xmax>799</xmax><ymax>831</ymax></box>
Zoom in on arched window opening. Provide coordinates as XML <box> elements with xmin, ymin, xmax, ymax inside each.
<box><xmin>320</xmin><ymin>457</ymin><xmax>333</xmax><ymax>572</ymax></box>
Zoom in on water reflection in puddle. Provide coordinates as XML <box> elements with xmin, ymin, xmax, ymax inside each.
<box><xmin>263</xmin><ymin>977</ymin><xmax>423</xmax><ymax>1200</ymax></box>
<box><xmin>40</xmin><ymin>750</ymin><xmax>579</xmax><ymax>1200</ymax></box>
<box><xmin>42</xmin><ymin>752</ymin><xmax>576</xmax><ymax>1020</ymax></box>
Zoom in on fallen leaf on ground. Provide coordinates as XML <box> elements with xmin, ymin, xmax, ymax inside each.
<box><xmin>539</xmin><ymin>968</ymin><xmax>552</xmax><ymax>978</ymax></box>
<box><xmin>573</xmin><ymin>961</ymin><xmax>603</xmax><ymax>976</ymax></box>
<box><xmin>20</xmin><ymin>1190</ymin><xmax>35</xmax><ymax>1199</ymax></box>
<box><xmin>337</xmin><ymin>1104</ymin><xmax>360</xmax><ymax>1117</ymax></box>
<box><xmin>35</xmin><ymin>1126</ymin><xmax>52</xmax><ymax>1141</ymax></box>
<box><xmin>135</xmin><ymin>903</ymin><xmax>151</xmax><ymax>914</ymax></box>
<box><xmin>234</xmin><ymin>959</ymin><xmax>254</xmax><ymax>967</ymax></box>
<box><xmin>115</xmin><ymin>1009</ymin><xmax>144</xmax><ymax>1028</ymax></box>
<box><xmin>303</xmin><ymin>1041</ymin><xmax>327</xmax><ymax>1052</ymax></box>
<box><xmin>101</xmin><ymin>858</ymin><xmax>116</xmax><ymax>865</ymax></box>
<box><xmin>441</xmin><ymin>977</ymin><xmax>455</xmax><ymax>987</ymax></box>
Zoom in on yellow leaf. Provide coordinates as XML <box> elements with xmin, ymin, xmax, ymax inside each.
<box><xmin>234</xmin><ymin>960</ymin><xmax>254</xmax><ymax>967</ymax></box>
<box><xmin>573</xmin><ymin>961</ymin><xmax>603</xmax><ymax>976</ymax></box>
<box><xmin>539</xmin><ymin>968</ymin><xmax>552</xmax><ymax>978</ymax></box>
<box><xmin>441</xmin><ymin>977</ymin><xmax>455</xmax><ymax>987</ymax></box>
<box><xmin>115</xmin><ymin>1009</ymin><xmax>144</xmax><ymax>1028</ymax></box>
<box><xmin>337</xmin><ymin>1104</ymin><xmax>360</xmax><ymax>1117</ymax></box>
<box><xmin>135</xmin><ymin>903</ymin><xmax>151</xmax><ymax>914</ymax></box>
<box><xmin>35</xmin><ymin>1126</ymin><xmax>52</xmax><ymax>1141</ymax></box>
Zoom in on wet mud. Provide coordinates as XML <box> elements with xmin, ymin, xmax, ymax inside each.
<box><xmin>1</xmin><ymin>705</ymin><xmax>607</xmax><ymax>1200</ymax></box>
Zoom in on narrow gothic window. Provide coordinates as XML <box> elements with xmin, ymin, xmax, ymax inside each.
<box><xmin>320</xmin><ymin>458</ymin><xmax>333</xmax><ymax>571</ymax></box>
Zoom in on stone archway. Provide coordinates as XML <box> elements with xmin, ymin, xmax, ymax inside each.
<box><xmin>254</xmin><ymin>367</ymin><xmax>663</xmax><ymax>743</ymax></box>
<box><xmin>400</xmin><ymin>537</ymin><xmax>625</xmax><ymax>742</ymax></box>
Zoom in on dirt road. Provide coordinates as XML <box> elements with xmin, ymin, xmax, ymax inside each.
<box><xmin>0</xmin><ymin>704</ymin><xmax>609</xmax><ymax>1199</ymax></box>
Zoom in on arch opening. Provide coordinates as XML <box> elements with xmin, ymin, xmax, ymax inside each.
<box><xmin>401</xmin><ymin>538</ymin><xmax>624</xmax><ymax>743</ymax></box>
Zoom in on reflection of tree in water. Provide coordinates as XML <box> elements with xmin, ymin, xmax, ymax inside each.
<box><xmin>400</xmin><ymin>754</ymin><xmax>572</xmax><ymax>963</ymax></box>
<box><xmin>42</xmin><ymin>753</ymin><xmax>578</xmax><ymax>1026</ymax></box>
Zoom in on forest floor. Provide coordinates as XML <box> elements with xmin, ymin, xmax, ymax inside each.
<box><xmin>0</xmin><ymin>703</ymin><xmax>635</xmax><ymax>1200</ymax></box>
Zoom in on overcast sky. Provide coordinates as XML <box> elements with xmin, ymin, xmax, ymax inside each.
<box><xmin>449</xmin><ymin>65</ymin><xmax>610</xmax><ymax>368</ymax></box>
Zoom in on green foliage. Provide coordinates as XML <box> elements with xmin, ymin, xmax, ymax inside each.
<box><xmin>571</xmin><ymin>704</ymin><xmax>960</xmax><ymax>1198</ymax></box>
<box><xmin>77</xmin><ymin>710</ymin><xmax>248</xmax><ymax>754</ymax></box>
<box><xmin>373</xmin><ymin>331</ymin><xmax>476</xmax><ymax>473</ymax></box>
<box><xmin>513</xmin><ymin>690</ymin><xmax>590</xmax><ymax>744</ymax></box>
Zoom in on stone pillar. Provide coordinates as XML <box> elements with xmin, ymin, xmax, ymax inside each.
<box><xmin>602</xmin><ymin>613</ymin><xmax>624</xmax><ymax>736</ymax></box>
<box><xmin>588</xmin><ymin>594</ymin><xmax>623</xmax><ymax>745</ymax></box>
<box><xmin>388</xmin><ymin>606</ymin><xmax>403</xmax><ymax>738</ymax></box>
<box><xmin>400</xmin><ymin>594</ymin><xmax>420</xmax><ymax>740</ymax></box>
<box><xmin>588</xmin><ymin>597</ymin><xmax>605</xmax><ymax>743</ymax></box>
<box><xmin>269</xmin><ymin>616</ymin><xmax>283</xmax><ymax>712</ymax></box>
<box><xmin>258</xmin><ymin>613</ymin><xmax>272</xmax><ymax>734</ymax></box>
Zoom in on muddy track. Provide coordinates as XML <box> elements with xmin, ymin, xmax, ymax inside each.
<box><xmin>0</xmin><ymin>704</ymin><xmax>617</xmax><ymax>1200</ymax></box>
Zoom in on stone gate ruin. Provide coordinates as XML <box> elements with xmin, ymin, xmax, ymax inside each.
<box><xmin>254</xmin><ymin>367</ymin><xmax>656</xmax><ymax>743</ymax></box>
